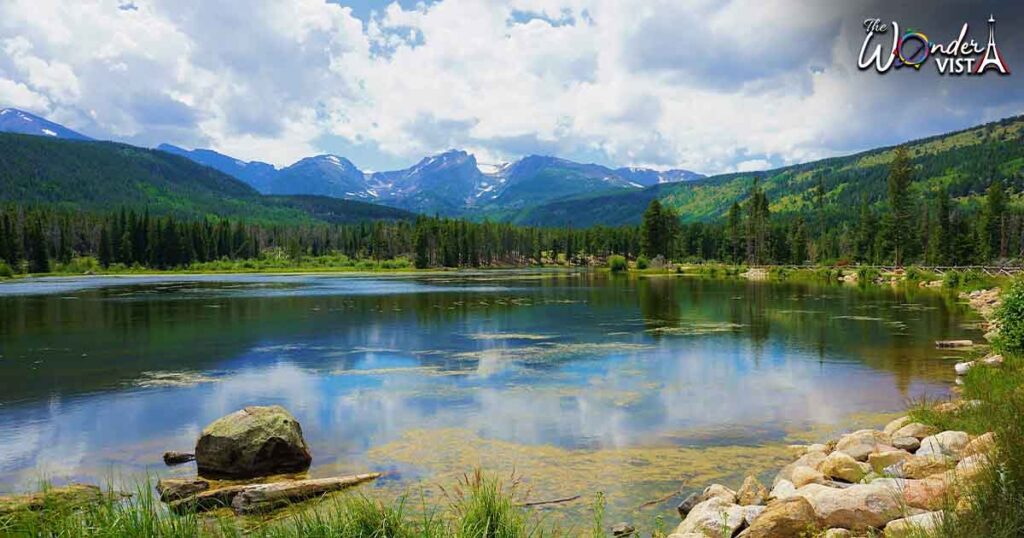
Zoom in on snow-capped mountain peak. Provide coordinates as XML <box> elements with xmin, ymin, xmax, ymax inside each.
<box><xmin>0</xmin><ymin>108</ymin><xmax>93</xmax><ymax>141</ymax></box>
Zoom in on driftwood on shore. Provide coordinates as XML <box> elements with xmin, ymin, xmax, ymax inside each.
<box><xmin>167</xmin><ymin>473</ymin><xmax>383</xmax><ymax>515</ymax></box>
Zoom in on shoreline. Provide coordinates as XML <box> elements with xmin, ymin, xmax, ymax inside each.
<box><xmin>661</xmin><ymin>286</ymin><xmax>1004</xmax><ymax>537</ymax></box>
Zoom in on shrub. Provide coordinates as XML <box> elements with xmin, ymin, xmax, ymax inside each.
<box><xmin>0</xmin><ymin>261</ymin><xmax>13</xmax><ymax>278</ymax></box>
<box><xmin>997</xmin><ymin>278</ymin><xmax>1024</xmax><ymax>354</ymax></box>
<box><xmin>607</xmin><ymin>255</ymin><xmax>627</xmax><ymax>272</ymax></box>
<box><xmin>904</xmin><ymin>266</ymin><xmax>926</xmax><ymax>281</ymax></box>
<box><xmin>857</xmin><ymin>266</ymin><xmax>880</xmax><ymax>283</ymax></box>
<box><xmin>943</xmin><ymin>270</ymin><xmax>962</xmax><ymax>289</ymax></box>
<box><xmin>636</xmin><ymin>256</ymin><xmax>649</xmax><ymax>270</ymax></box>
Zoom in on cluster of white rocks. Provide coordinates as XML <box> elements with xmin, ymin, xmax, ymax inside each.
<box><xmin>668</xmin><ymin>415</ymin><xmax>996</xmax><ymax>538</ymax></box>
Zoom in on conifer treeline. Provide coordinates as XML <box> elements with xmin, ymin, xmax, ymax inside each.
<box><xmin>641</xmin><ymin>147</ymin><xmax>1023</xmax><ymax>265</ymax></box>
<box><xmin>0</xmin><ymin>207</ymin><xmax>643</xmax><ymax>273</ymax></box>
<box><xmin>1</xmin><ymin>146</ymin><xmax>1020</xmax><ymax>274</ymax></box>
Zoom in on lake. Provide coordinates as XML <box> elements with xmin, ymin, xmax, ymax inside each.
<box><xmin>0</xmin><ymin>271</ymin><xmax>979</xmax><ymax>522</ymax></box>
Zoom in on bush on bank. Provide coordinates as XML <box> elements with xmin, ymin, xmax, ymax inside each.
<box><xmin>907</xmin><ymin>276</ymin><xmax>1024</xmax><ymax>537</ymax></box>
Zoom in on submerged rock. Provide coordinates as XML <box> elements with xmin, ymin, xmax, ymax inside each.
<box><xmin>195</xmin><ymin>405</ymin><xmax>312</xmax><ymax>479</ymax></box>
<box><xmin>611</xmin><ymin>522</ymin><xmax>635</xmax><ymax>537</ymax></box>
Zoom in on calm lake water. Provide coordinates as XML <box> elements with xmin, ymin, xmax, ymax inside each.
<box><xmin>0</xmin><ymin>271</ymin><xmax>980</xmax><ymax>521</ymax></box>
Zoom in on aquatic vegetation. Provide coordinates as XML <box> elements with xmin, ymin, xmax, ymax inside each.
<box><xmin>465</xmin><ymin>334</ymin><xmax>555</xmax><ymax>341</ymax></box>
<box><xmin>831</xmin><ymin>315</ymin><xmax>886</xmax><ymax>322</ymax></box>
<box><xmin>134</xmin><ymin>371</ymin><xmax>222</xmax><ymax>388</ymax></box>
<box><xmin>367</xmin><ymin>427</ymin><xmax>798</xmax><ymax>524</ymax></box>
<box><xmin>644</xmin><ymin>322</ymin><xmax>744</xmax><ymax>336</ymax></box>
<box><xmin>450</xmin><ymin>343</ymin><xmax>652</xmax><ymax>364</ymax></box>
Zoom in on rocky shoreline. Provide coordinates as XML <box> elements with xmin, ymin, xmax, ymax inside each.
<box><xmin>664</xmin><ymin>288</ymin><xmax>1004</xmax><ymax>538</ymax></box>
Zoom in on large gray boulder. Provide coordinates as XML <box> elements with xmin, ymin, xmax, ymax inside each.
<box><xmin>195</xmin><ymin>406</ymin><xmax>312</xmax><ymax>479</ymax></box>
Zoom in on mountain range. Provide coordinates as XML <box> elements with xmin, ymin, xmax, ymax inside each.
<box><xmin>155</xmin><ymin>131</ymin><xmax>702</xmax><ymax>216</ymax></box>
<box><xmin>0</xmin><ymin>107</ymin><xmax>706</xmax><ymax>220</ymax></box>
<box><xmin>2</xmin><ymin>106</ymin><xmax>1022</xmax><ymax>231</ymax></box>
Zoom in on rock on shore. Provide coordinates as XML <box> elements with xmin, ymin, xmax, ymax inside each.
<box><xmin>669</xmin><ymin>416</ymin><xmax>996</xmax><ymax>537</ymax></box>
<box><xmin>195</xmin><ymin>405</ymin><xmax>312</xmax><ymax>479</ymax></box>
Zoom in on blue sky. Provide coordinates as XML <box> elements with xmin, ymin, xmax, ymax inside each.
<box><xmin>0</xmin><ymin>1</ymin><xmax>1021</xmax><ymax>174</ymax></box>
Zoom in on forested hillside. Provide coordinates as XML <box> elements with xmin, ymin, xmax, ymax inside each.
<box><xmin>521</xmin><ymin>115</ymin><xmax>1024</xmax><ymax>228</ymax></box>
<box><xmin>0</xmin><ymin>133</ymin><xmax>413</xmax><ymax>224</ymax></box>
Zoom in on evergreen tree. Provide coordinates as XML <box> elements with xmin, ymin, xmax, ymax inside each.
<box><xmin>881</xmin><ymin>146</ymin><xmax>914</xmax><ymax>265</ymax></box>
<box><xmin>855</xmin><ymin>195</ymin><xmax>877</xmax><ymax>263</ymax></box>
<box><xmin>98</xmin><ymin>226</ymin><xmax>113</xmax><ymax>268</ymax></box>
<box><xmin>641</xmin><ymin>200</ymin><xmax>667</xmax><ymax>259</ymax></box>
<box><xmin>745</xmin><ymin>178</ymin><xmax>771</xmax><ymax>264</ymax></box>
<box><xmin>27</xmin><ymin>220</ymin><xmax>50</xmax><ymax>273</ymax></box>
<box><xmin>725</xmin><ymin>202</ymin><xmax>742</xmax><ymax>262</ymax></box>
<box><xmin>790</xmin><ymin>215</ymin><xmax>807</xmax><ymax>264</ymax></box>
<box><xmin>928</xmin><ymin>189</ymin><xmax>951</xmax><ymax>265</ymax></box>
<box><xmin>982</xmin><ymin>180</ymin><xmax>1007</xmax><ymax>260</ymax></box>
<box><xmin>413</xmin><ymin>219</ymin><xmax>430</xmax><ymax>269</ymax></box>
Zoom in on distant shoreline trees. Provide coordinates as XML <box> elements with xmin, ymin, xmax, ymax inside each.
<box><xmin>1</xmin><ymin>144</ymin><xmax>1021</xmax><ymax>275</ymax></box>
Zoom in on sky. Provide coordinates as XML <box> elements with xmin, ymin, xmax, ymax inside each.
<box><xmin>0</xmin><ymin>0</ymin><xmax>1021</xmax><ymax>174</ymax></box>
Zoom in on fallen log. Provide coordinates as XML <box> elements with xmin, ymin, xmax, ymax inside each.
<box><xmin>636</xmin><ymin>488</ymin><xmax>681</xmax><ymax>510</ymax></box>
<box><xmin>517</xmin><ymin>495</ymin><xmax>581</xmax><ymax>507</ymax></box>
<box><xmin>231</xmin><ymin>473</ymin><xmax>382</xmax><ymax>514</ymax></box>
<box><xmin>168</xmin><ymin>484</ymin><xmax>251</xmax><ymax>514</ymax></box>
<box><xmin>156</xmin><ymin>478</ymin><xmax>209</xmax><ymax>502</ymax></box>
<box><xmin>935</xmin><ymin>340</ymin><xmax>973</xmax><ymax>349</ymax></box>
<box><xmin>163</xmin><ymin>451</ymin><xmax>195</xmax><ymax>465</ymax></box>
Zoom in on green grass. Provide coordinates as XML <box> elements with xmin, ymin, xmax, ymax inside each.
<box><xmin>904</xmin><ymin>278</ymin><xmax>1024</xmax><ymax>537</ymax></box>
<box><xmin>0</xmin><ymin>472</ymin><xmax>567</xmax><ymax>538</ymax></box>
